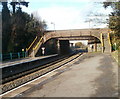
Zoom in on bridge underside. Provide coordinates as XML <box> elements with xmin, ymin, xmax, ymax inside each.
<box><xmin>54</xmin><ymin>36</ymin><xmax>101</xmax><ymax>55</ymax></box>
<box><xmin>35</xmin><ymin>36</ymin><xmax>102</xmax><ymax>56</ymax></box>
<box><xmin>57</xmin><ymin>36</ymin><xmax>101</xmax><ymax>54</ymax></box>
<box><xmin>59</xmin><ymin>40</ymin><xmax>71</xmax><ymax>55</ymax></box>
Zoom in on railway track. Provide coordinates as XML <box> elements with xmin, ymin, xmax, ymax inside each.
<box><xmin>1</xmin><ymin>52</ymin><xmax>82</xmax><ymax>94</ymax></box>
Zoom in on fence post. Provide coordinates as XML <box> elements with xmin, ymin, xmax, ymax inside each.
<box><xmin>10</xmin><ymin>53</ymin><xmax>12</xmax><ymax>60</ymax></box>
<box><xmin>26</xmin><ymin>48</ymin><xmax>28</xmax><ymax>57</ymax></box>
<box><xmin>25</xmin><ymin>52</ymin><xmax>27</xmax><ymax>57</ymax></box>
<box><xmin>18</xmin><ymin>52</ymin><xmax>20</xmax><ymax>59</ymax></box>
<box><xmin>0</xmin><ymin>53</ymin><xmax>2</xmax><ymax>61</ymax></box>
<box><xmin>22</xmin><ymin>49</ymin><xmax>24</xmax><ymax>58</ymax></box>
<box><xmin>23</xmin><ymin>52</ymin><xmax>25</xmax><ymax>58</ymax></box>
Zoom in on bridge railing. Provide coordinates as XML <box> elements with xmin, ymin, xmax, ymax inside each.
<box><xmin>45</xmin><ymin>30</ymin><xmax>101</xmax><ymax>39</ymax></box>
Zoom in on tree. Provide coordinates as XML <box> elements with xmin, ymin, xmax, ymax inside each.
<box><xmin>9</xmin><ymin>10</ymin><xmax>36</xmax><ymax>52</ymax></box>
<box><xmin>75</xmin><ymin>42</ymin><xmax>85</xmax><ymax>48</ymax></box>
<box><xmin>10</xmin><ymin>0</ymin><xmax>29</xmax><ymax>14</ymax></box>
<box><xmin>32</xmin><ymin>12</ymin><xmax>47</xmax><ymax>36</ymax></box>
<box><xmin>84</xmin><ymin>2</ymin><xmax>109</xmax><ymax>28</ymax></box>
<box><xmin>2</xmin><ymin>2</ymin><xmax>11</xmax><ymax>53</ymax></box>
<box><xmin>2</xmin><ymin>1</ymin><xmax>47</xmax><ymax>53</ymax></box>
<box><xmin>103</xmin><ymin>1</ymin><xmax>120</xmax><ymax>50</ymax></box>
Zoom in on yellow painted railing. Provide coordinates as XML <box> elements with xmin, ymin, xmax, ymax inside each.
<box><xmin>108</xmin><ymin>32</ymin><xmax>112</xmax><ymax>46</ymax></box>
<box><xmin>26</xmin><ymin>36</ymin><xmax>37</xmax><ymax>51</ymax></box>
<box><xmin>100</xmin><ymin>33</ymin><xmax>103</xmax><ymax>47</ymax></box>
<box><xmin>33</xmin><ymin>37</ymin><xmax>43</xmax><ymax>51</ymax></box>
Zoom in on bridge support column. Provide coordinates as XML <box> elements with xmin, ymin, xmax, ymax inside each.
<box><xmin>94</xmin><ymin>43</ymin><xmax>97</xmax><ymax>52</ymax></box>
<box><xmin>59</xmin><ymin>40</ymin><xmax>71</xmax><ymax>55</ymax></box>
<box><xmin>57</xmin><ymin>40</ymin><xmax>60</xmax><ymax>54</ymax></box>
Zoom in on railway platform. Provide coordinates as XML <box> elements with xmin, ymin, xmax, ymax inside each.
<box><xmin>1</xmin><ymin>52</ymin><xmax>118</xmax><ymax>98</ymax></box>
<box><xmin>0</xmin><ymin>54</ymin><xmax>58</xmax><ymax>68</ymax></box>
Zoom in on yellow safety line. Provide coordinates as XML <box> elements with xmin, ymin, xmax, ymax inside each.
<box><xmin>26</xmin><ymin>36</ymin><xmax>38</xmax><ymax>51</ymax></box>
<box><xmin>33</xmin><ymin>37</ymin><xmax>43</xmax><ymax>50</ymax></box>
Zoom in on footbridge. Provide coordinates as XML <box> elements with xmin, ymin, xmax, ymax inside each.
<box><xmin>26</xmin><ymin>28</ymin><xmax>111</xmax><ymax>57</ymax></box>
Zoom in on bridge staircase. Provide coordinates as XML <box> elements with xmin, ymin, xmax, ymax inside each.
<box><xmin>103</xmin><ymin>33</ymin><xmax>111</xmax><ymax>53</ymax></box>
<box><xmin>26</xmin><ymin>36</ymin><xmax>44</xmax><ymax>57</ymax></box>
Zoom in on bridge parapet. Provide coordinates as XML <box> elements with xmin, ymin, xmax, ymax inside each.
<box><xmin>44</xmin><ymin>28</ymin><xmax>109</xmax><ymax>41</ymax></box>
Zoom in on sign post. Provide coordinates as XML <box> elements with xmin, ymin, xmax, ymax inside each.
<box><xmin>42</xmin><ymin>47</ymin><xmax>45</xmax><ymax>56</ymax></box>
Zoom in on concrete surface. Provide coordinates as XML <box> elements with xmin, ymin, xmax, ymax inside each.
<box><xmin>16</xmin><ymin>52</ymin><xmax>118</xmax><ymax>97</ymax></box>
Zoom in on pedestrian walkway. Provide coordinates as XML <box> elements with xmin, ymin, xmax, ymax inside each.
<box><xmin>22</xmin><ymin>53</ymin><xmax>119</xmax><ymax>97</ymax></box>
<box><xmin>0</xmin><ymin>54</ymin><xmax>58</xmax><ymax>68</ymax></box>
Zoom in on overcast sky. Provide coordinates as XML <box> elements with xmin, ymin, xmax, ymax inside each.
<box><xmin>22</xmin><ymin>0</ymin><xmax>112</xmax><ymax>30</ymax></box>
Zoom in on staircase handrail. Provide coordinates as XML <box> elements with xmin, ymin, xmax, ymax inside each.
<box><xmin>100</xmin><ymin>33</ymin><xmax>104</xmax><ymax>47</ymax></box>
<box><xmin>26</xmin><ymin>36</ymin><xmax>38</xmax><ymax>52</ymax></box>
<box><xmin>33</xmin><ymin>37</ymin><xmax>43</xmax><ymax>51</ymax></box>
<box><xmin>108</xmin><ymin>32</ymin><xmax>112</xmax><ymax>47</ymax></box>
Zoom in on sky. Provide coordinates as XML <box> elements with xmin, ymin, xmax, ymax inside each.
<box><xmin>21</xmin><ymin>0</ymin><xmax>112</xmax><ymax>30</ymax></box>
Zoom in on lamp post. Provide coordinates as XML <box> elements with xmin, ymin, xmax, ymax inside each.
<box><xmin>85</xmin><ymin>19</ymin><xmax>92</xmax><ymax>34</ymax></box>
<box><xmin>51</xmin><ymin>22</ymin><xmax>55</xmax><ymax>32</ymax></box>
<box><xmin>88</xmin><ymin>19</ymin><xmax>92</xmax><ymax>34</ymax></box>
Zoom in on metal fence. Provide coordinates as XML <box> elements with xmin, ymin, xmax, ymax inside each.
<box><xmin>0</xmin><ymin>52</ymin><xmax>27</xmax><ymax>61</ymax></box>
